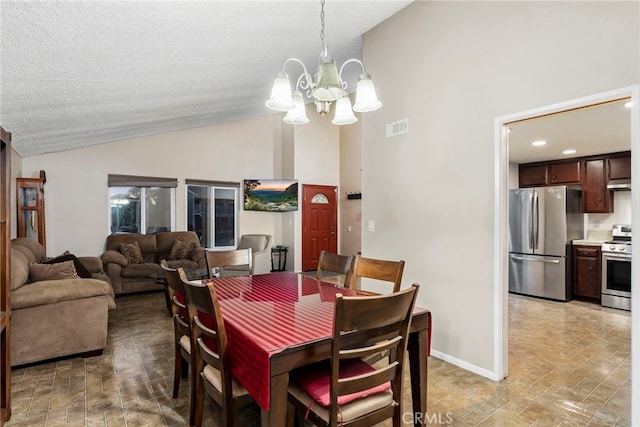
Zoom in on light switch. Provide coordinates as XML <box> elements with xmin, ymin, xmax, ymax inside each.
<box><xmin>347</xmin><ymin>225</ymin><xmax>352</xmax><ymax>232</ymax></box>
<box><xmin>368</xmin><ymin>220</ymin><xmax>375</xmax><ymax>232</ymax></box>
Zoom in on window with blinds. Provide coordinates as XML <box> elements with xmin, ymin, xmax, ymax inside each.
<box><xmin>108</xmin><ymin>174</ymin><xmax>177</xmax><ymax>234</ymax></box>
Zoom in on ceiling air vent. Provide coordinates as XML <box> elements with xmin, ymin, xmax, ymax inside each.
<box><xmin>385</xmin><ymin>119</ymin><xmax>409</xmax><ymax>138</ymax></box>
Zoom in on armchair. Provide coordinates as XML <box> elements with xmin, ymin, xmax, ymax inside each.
<box><xmin>236</xmin><ymin>234</ymin><xmax>271</xmax><ymax>275</ymax></box>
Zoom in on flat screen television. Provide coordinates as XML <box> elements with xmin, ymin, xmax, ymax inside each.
<box><xmin>243</xmin><ymin>179</ymin><xmax>298</xmax><ymax>212</ymax></box>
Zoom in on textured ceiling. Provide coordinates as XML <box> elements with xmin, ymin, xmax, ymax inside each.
<box><xmin>0</xmin><ymin>1</ymin><xmax>412</xmax><ymax>157</ymax></box>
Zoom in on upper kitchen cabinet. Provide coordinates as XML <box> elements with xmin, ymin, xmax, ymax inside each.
<box><xmin>608</xmin><ymin>154</ymin><xmax>631</xmax><ymax>180</ymax></box>
<box><xmin>583</xmin><ymin>158</ymin><xmax>613</xmax><ymax>213</ymax></box>
<box><xmin>519</xmin><ymin>160</ymin><xmax>581</xmax><ymax>187</ymax></box>
<box><xmin>519</xmin><ymin>151</ymin><xmax>629</xmax><ymax>213</ymax></box>
<box><xmin>519</xmin><ymin>164</ymin><xmax>547</xmax><ymax>186</ymax></box>
<box><xmin>549</xmin><ymin>161</ymin><xmax>581</xmax><ymax>185</ymax></box>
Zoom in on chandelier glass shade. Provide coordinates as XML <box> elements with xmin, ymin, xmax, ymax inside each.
<box><xmin>265</xmin><ymin>0</ymin><xmax>382</xmax><ymax>126</ymax></box>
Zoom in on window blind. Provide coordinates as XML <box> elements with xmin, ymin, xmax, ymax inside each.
<box><xmin>108</xmin><ymin>174</ymin><xmax>178</xmax><ymax>188</ymax></box>
<box><xmin>184</xmin><ymin>179</ymin><xmax>240</xmax><ymax>188</ymax></box>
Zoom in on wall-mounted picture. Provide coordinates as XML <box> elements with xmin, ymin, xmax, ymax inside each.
<box><xmin>244</xmin><ymin>179</ymin><xmax>298</xmax><ymax>212</ymax></box>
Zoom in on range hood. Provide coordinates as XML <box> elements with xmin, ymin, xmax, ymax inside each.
<box><xmin>607</xmin><ymin>179</ymin><xmax>631</xmax><ymax>190</ymax></box>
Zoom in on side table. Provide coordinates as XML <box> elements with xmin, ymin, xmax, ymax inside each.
<box><xmin>270</xmin><ymin>246</ymin><xmax>288</xmax><ymax>272</ymax></box>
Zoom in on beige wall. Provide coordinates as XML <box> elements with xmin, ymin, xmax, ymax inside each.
<box><xmin>292</xmin><ymin>105</ymin><xmax>341</xmax><ymax>271</ymax></box>
<box><xmin>362</xmin><ymin>1</ymin><xmax>639</xmax><ymax>373</ymax></box>
<box><xmin>339</xmin><ymin>116</ymin><xmax>362</xmax><ymax>256</ymax></box>
<box><xmin>20</xmin><ymin>110</ymin><xmax>341</xmax><ymax>263</ymax></box>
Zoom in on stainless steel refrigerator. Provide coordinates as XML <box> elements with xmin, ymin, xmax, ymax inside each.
<box><xmin>508</xmin><ymin>186</ymin><xmax>583</xmax><ymax>301</ymax></box>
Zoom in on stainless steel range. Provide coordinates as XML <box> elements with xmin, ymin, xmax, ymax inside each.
<box><xmin>601</xmin><ymin>224</ymin><xmax>632</xmax><ymax>311</ymax></box>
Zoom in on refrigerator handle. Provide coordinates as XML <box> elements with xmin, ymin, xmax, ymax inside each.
<box><xmin>528</xmin><ymin>192</ymin><xmax>534</xmax><ymax>250</ymax></box>
<box><xmin>511</xmin><ymin>254</ymin><xmax>561</xmax><ymax>264</ymax></box>
<box><xmin>533</xmin><ymin>191</ymin><xmax>539</xmax><ymax>250</ymax></box>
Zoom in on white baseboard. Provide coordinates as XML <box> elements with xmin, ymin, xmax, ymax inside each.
<box><xmin>429</xmin><ymin>350</ymin><xmax>501</xmax><ymax>381</ymax></box>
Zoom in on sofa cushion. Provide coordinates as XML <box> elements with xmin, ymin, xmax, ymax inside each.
<box><xmin>11</xmin><ymin>249</ymin><xmax>30</xmax><ymax>291</ymax></box>
<box><xmin>12</xmin><ymin>244</ymin><xmax>36</xmax><ymax>264</ymax></box>
<box><xmin>11</xmin><ymin>237</ymin><xmax>46</xmax><ymax>263</ymax></box>
<box><xmin>168</xmin><ymin>240</ymin><xmax>196</xmax><ymax>260</ymax></box>
<box><xmin>120</xmin><ymin>241</ymin><xmax>143</xmax><ymax>264</ymax></box>
<box><xmin>77</xmin><ymin>256</ymin><xmax>104</xmax><ymax>274</ymax></box>
<box><xmin>11</xmin><ymin>279</ymin><xmax>112</xmax><ymax>310</ymax></box>
<box><xmin>101</xmin><ymin>250</ymin><xmax>128</xmax><ymax>266</ymax></box>
<box><xmin>165</xmin><ymin>259</ymin><xmax>199</xmax><ymax>270</ymax></box>
<box><xmin>121</xmin><ymin>263</ymin><xmax>163</xmax><ymax>278</ymax></box>
<box><xmin>30</xmin><ymin>260</ymin><xmax>79</xmax><ymax>282</ymax></box>
<box><xmin>106</xmin><ymin>233</ymin><xmax>158</xmax><ymax>264</ymax></box>
<box><xmin>156</xmin><ymin>231</ymin><xmax>201</xmax><ymax>262</ymax></box>
<box><xmin>44</xmin><ymin>253</ymin><xmax>92</xmax><ymax>278</ymax></box>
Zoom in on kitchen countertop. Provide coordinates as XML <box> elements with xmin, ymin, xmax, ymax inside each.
<box><xmin>573</xmin><ymin>239</ymin><xmax>606</xmax><ymax>247</ymax></box>
<box><xmin>573</xmin><ymin>229</ymin><xmax>612</xmax><ymax>247</ymax></box>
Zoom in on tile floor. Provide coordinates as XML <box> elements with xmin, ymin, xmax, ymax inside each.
<box><xmin>5</xmin><ymin>291</ymin><xmax>631</xmax><ymax>426</ymax></box>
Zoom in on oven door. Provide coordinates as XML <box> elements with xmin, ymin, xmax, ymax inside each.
<box><xmin>601</xmin><ymin>252</ymin><xmax>631</xmax><ymax>297</ymax></box>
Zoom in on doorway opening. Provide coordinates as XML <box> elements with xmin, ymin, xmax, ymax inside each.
<box><xmin>495</xmin><ymin>86</ymin><xmax>639</xmax><ymax>421</ymax></box>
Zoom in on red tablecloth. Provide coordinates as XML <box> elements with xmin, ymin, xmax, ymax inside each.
<box><xmin>203</xmin><ymin>272</ymin><xmax>430</xmax><ymax>410</ymax></box>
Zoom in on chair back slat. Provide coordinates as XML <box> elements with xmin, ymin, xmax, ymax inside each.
<box><xmin>205</xmin><ymin>248</ymin><xmax>253</xmax><ymax>278</ymax></box>
<box><xmin>346</xmin><ymin>255</ymin><xmax>405</xmax><ymax>292</ymax></box>
<box><xmin>336</xmin><ymin>362</ymin><xmax>398</xmax><ymax>397</ymax></box>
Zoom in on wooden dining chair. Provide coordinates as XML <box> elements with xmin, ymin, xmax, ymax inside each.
<box><xmin>288</xmin><ymin>284</ymin><xmax>419</xmax><ymax>427</ymax></box>
<box><xmin>316</xmin><ymin>250</ymin><xmax>355</xmax><ymax>286</ymax></box>
<box><xmin>160</xmin><ymin>260</ymin><xmax>195</xmax><ymax>424</ymax></box>
<box><xmin>178</xmin><ymin>268</ymin><xmax>253</xmax><ymax>427</ymax></box>
<box><xmin>205</xmin><ymin>248</ymin><xmax>253</xmax><ymax>278</ymax></box>
<box><xmin>345</xmin><ymin>254</ymin><xmax>405</xmax><ymax>292</ymax></box>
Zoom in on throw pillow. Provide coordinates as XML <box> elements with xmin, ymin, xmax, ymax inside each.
<box><xmin>168</xmin><ymin>240</ymin><xmax>196</xmax><ymax>260</ymax></box>
<box><xmin>120</xmin><ymin>241</ymin><xmax>143</xmax><ymax>264</ymax></box>
<box><xmin>29</xmin><ymin>260</ymin><xmax>80</xmax><ymax>282</ymax></box>
<box><xmin>43</xmin><ymin>253</ymin><xmax>92</xmax><ymax>278</ymax></box>
<box><xmin>293</xmin><ymin>358</ymin><xmax>391</xmax><ymax>407</ymax></box>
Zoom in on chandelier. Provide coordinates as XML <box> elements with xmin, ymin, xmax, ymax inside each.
<box><xmin>265</xmin><ymin>0</ymin><xmax>382</xmax><ymax>126</ymax></box>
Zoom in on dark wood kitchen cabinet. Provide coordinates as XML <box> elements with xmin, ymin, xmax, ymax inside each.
<box><xmin>608</xmin><ymin>155</ymin><xmax>631</xmax><ymax>180</ymax></box>
<box><xmin>519</xmin><ymin>160</ymin><xmax>581</xmax><ymax>187</ymax></box>
<box><xmin>573</xmin><ymin>245</ymin><xmax>601</xmax><ymax>301</ymax></box>
<box><xmin>519</xmin><ymin>164</ymin><xmax>548</xmax><ymax>187</ymax></box>
<box><xmin>582</xmin><ymin>159</ymin><xmax>613</xmax><ymax>213</ymax></box>
<box><xmin>549</xmin><ymin>161</ymin><xmax>581</xmax><ymax>184</ymax></box>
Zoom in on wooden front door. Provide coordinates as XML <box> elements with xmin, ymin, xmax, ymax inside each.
<box><xmin>302</xmin><ymin>184</ymin><xmax>337</xmax><ymax>271</ymax></box>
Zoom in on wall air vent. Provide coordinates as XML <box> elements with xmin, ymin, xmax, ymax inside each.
<box><xmin>385</xmin><ymin>119</ymin><xmax>409</xmax><ymax>138</ymax></box>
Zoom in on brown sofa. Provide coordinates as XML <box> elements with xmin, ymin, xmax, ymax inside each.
<box><xmin>10</xmin><ymin>237</ymin><xmax>115</xmax><ymax>366</ymax></box>
<box><xmin>101</xmin><ymin>231</ymin><xmax>206</xmax><ymax>295</ymax></box>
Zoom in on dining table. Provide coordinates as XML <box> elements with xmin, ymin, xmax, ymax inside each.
<box><xmin>199</xmin><ymin>271</ymin><xmax>431</xmax><ymax>427</ymax></box>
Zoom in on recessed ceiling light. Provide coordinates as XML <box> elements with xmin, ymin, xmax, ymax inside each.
<box><xmin>563</xmin><ymin>149</ymin><xmax>576</xmax><ymax>155</ymax></box>
<box><xmin>624</xmin><ymin>101</ymin><xmax>633</xmax><ymax>108</ymax></box>
<box><xmin>531</xmin><ymin>140</ymin><xmax>547</xmax><ymax>147</ymax></box>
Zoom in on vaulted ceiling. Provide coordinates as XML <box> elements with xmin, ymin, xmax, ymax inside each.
<box><xmin>1</xmin><ymin>1</ymin><xmax>412</xmax><ymax>157</ymax></box>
